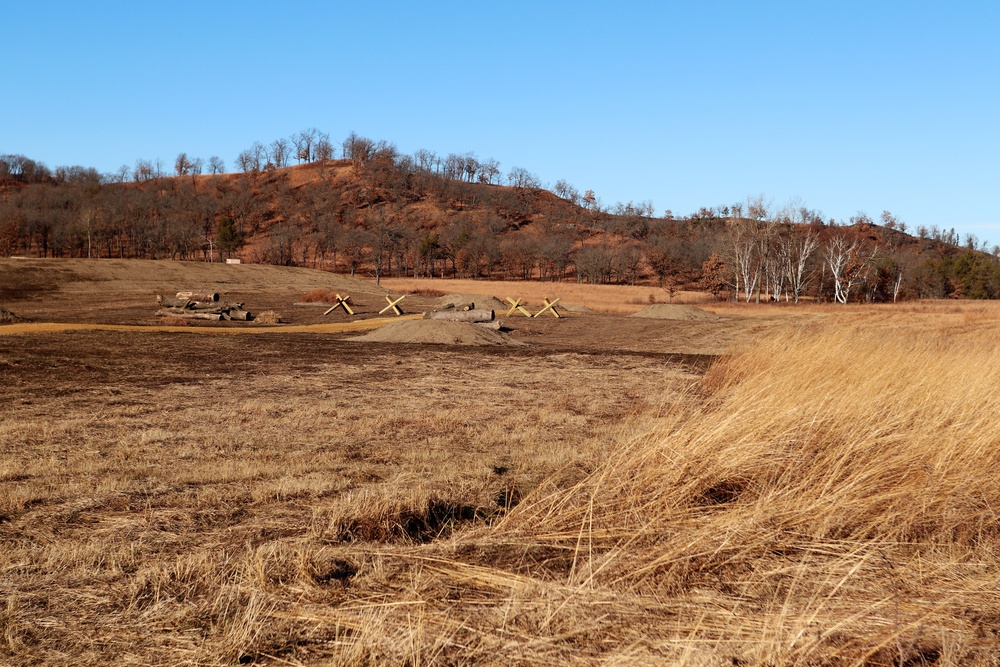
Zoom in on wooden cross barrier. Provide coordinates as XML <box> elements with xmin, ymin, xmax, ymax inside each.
<box><xmin>535</xmin><ymin>297</ymin><xmax>562</xmax><ymax>318</ymax></box>
<box><xmin>504</xmin><ymin>297</ymin><xmax>532</xmax><ymax>317</ymax></box>
<box><xmin>379</xmin><ymin>294</ymin><xmax>406</xmax><ymax>316</ymax></box>
<box><xmin>322</xmin><ymin>294</ymin><xmax>354</xmax><ymax>316</ymax></box>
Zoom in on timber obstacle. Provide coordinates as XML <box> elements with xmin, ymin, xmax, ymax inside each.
<box><xmin>535</xmin><ymin>297</ymin><xmax>561</xmax><ymax>318</ymax></box>
<box><xmin>505</xmin><ymin>297</ymin><xmax>562</xmax><ymax>318</ymax></box>
<box><xmin>379</xmin><ymin>294</ymin><xmax>406</xmax><ymax>316</ymax></box>
<box><xmin>505</xmin><ymin>297</ymin><xmax>533</xmax><ymax>318</ymax></box>
<box><xmin>322</xmin><ymin>294</ymin><xmax>354</xmax><ymax>316</ymax></box>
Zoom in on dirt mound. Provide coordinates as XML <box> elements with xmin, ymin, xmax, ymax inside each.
<box><xmin>629</xmin><ymin>304</ymin><xmax>719</xmax><ymax>320</ymax></box>
<box><xmin>437</xmin><ymin>294</ymin><xmax>507</xmax><ymax>312</ymax></box>
<box><xmin>561</xmin><ymin>303</ymin><xmax>593</xmax><ymax>313</ymax></box>
<box><xmin>351</xmin><ymin>319</ymin><xmax>523</xmax><ymax>346</ymax></box>
<box><xmin>0</xmin><ymin>308</ymin><xmax>23</xmax><ymax>324</ymax></box>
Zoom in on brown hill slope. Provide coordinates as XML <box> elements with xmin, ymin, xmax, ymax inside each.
<box><xmin>3</xmin><ymin>154</ymin><xmax>996</xmax><ymax>300</ymax></box>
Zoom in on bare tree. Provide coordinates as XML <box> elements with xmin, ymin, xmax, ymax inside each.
<box><xmin>250</xmin><ymin>142</ymin><xmax>266</xmax><ymax>171</ymax></box>
<box><xmin>236</xmin><ymin>150</ymin><xmax>254</xmax><ymax>174</ymax></box>
<box><xmin>269</xmin><ymin>138</ymin><xmax>291</xmax><ymax>168</ymax></box>
<box><xmin>342</xmin><ymin>131</ymin><xmax>375</xmax><ymax>166</ymax></box>
<box><xmin>782</xmin><ymin>227</ymin><xmax>819</xmax><ymax>302</ymax></box>
<box><xmin>293</xmin><ymin>128</ymin><xmax>319</xmax><ymax>163</ymax></box>
<box><xmin>507</xmin><ymin>166</ymin><xmax>540</xmax><ymax>189</ymax></box>
<box><xmin>825</xmin><ymin>234</ymin><xmax>878</xmax><ymax>304</ymax></box>
<box><xmin>725</xmin><ymin>219</ymin><xmax>760</xmax><ymax>302</ymax></box>
<box><xmin>314</xmin><ymin>132</ymin><xmax>335</xmax><ymax>161</ymax></box>
<box><xmin>553</xmin><ymin>179</ymin><xmax>580</xmax><ymax>203</ymax></box>
<box><xmin>134</xmin><ymin>159</ymin><xmax>154</xmax><ymax>182</ymax></box>
<box><xmin>477</xmin><ymin>157</ymin><xmax>501</xmax><ymax>185</ymax></box>
<box><xmin>367</xmin><ymin>208</ymin><xmax>404</xmax><ymax>285</ymax></box>
<box><xmin>462</xmin><ymin>153</ymin><xmax>479</xmax><ymax>182</ymax></box>
<box><xmin>174</xmin><ymin>153</ymin><xmax>192</xmax><ymax>176</ymax></box>
<box><xmin>414</xmin><ymin>149</ymin><xmax>437</xmax><ymax>172</ymax></box>
<box><xmin>207</xmin><ymin>156</ymin><xmax>225</xmax><ymax>174</ymax></box>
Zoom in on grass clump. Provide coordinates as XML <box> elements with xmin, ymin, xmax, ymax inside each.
<box><xmin>253</xmin><ymin>310</ymin><xmax>282</xmax><ymax>324</ymax></box>
<box><xmin>299</xmin><ymin>289</ymin><xmax>336</xmax><ymax>303</ymax></box>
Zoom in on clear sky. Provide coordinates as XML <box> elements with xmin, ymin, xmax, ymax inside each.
<box><xmin>4</xmin><ymin>1</ymin><xmax>999</xmax><ymax>244</ymax></box>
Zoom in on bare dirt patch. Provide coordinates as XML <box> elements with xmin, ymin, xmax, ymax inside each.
<box><xmin>629</xmin><ymin>303</ymin><xmax>720</xmax><ymax>320</ymax></box>
<box><xmin>351</xmin><ymin>318</ymin><xmax>524</xmax><ymax>346</ymax></box>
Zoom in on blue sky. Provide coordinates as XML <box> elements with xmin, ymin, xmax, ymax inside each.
<box><xmin>4</xmin><ymin>1</ymin><xmax>999</xmax><ymax>243</ymax></box>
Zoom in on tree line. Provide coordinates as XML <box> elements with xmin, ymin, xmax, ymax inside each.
<box><xmin>2</xmin><ymin>133</ymin><xmax>999</xmax><ymax>300</ymax></box>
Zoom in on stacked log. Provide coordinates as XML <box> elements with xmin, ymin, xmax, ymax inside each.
<box><xmin>176</xmin><ymin>291</ymin><xmax>219</xmax><ymax>302</ymax></box>
<box><xmin>438</xmin><ymin>302</ymin><xmax>475</xmax><ymax>312</ymax></box>
<box><xmin>156</xmin><ymin>294</ymin><xmax>251</xmax><ymax>321</ymax></box>
<box><xmin>424</xmin><ymin>309</ymin><xmax>494</xmax><ymax>323</ymax></box>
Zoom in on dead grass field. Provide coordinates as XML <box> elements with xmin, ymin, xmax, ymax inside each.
<box><xmin>4</xmin><ymin>259</ymin><xmax>1000</xmax><ymax>665</ymax></box>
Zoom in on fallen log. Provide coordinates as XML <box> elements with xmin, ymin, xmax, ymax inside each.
<box><xmin>157</xmin><ymin>296</ymin><xmax>242</xmax><ymax>311</ymax></box>
<box><xmin>190</xmin><ymin>300</ymin><xmax>242</xmax><ymax>311</ymax></box>
<box><xmin>176</xmin><ymin>291</ymin><xmax>219</xmax><ymax>302</ymax></box>
<box><xmin>424</xmin><ymin>309</ymin><xmax>494</xmax><ymax>323</ymax></box>
<box><xmin>440</xmin><ymin>302</ymin><xmax>475</xmax><ymax>311</ymax></box>
<box><xmin>227</xmin><ymin>308</ymin><xmax>251</xmax><ymax>321</ymax></box>
<box><xmin>476</xmin><ymin>320</ymin><xmax>503</xmax><ymax>331</ymax></box>
<box><xmin>157</xmin><ymin>309</ymin><xmax>222</xmax><ymax>321</ymax></box>
<box><xmin>157</xmin><ymin>296</ymin><xmax>193</xmax><ymax>309</ymax></box>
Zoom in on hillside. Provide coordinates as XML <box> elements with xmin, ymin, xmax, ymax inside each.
<box><xmin>3</xmin><ymin>150</ymin><xmax>999</xmax><ymax>301</ymax></box>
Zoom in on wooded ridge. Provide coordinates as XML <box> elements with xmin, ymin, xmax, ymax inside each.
<box><xmin>3</xmin><ymin>132</ymin><xmax>998</xmax><ymax>301</ymax></box>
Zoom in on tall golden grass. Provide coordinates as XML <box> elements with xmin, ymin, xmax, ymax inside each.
<box><xmin>319</xmin><ymin>325</ymin><xmax>1000</xmax><ymax>665</ymax></box>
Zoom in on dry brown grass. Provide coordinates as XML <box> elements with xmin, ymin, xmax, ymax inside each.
<box><xmin>0</xmin><ymin>333</ymin><xmax>686</xmax><ymax>665</ymax></box>
<box><xmin>299</xmin><ymin>288</ymin><xmax>338</xmax><ymax>303</ymax></box>
<box><xmin>280</xmin><ymin>320</ymin><xmax>1000</xmax><ymax>665</ymax></box>
<box><xmin>6</xmin><ymin>289</ymin><xmax>1000</xmax><ymax>664</ymax></box>
<box><xmin>253</xmin><ymin>310</ymin><xmax>283</xmax><ymax>324</ymax></box>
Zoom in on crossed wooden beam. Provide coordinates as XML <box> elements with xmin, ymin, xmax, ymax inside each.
<box><xmin>379</xmin><ymin>294</ymin><xmax>406</xmax><ymax>316</ymax></box>
<box><xmin>322</xmin><ymin>294</ymin><xmax>354</xmax><ymax>316</ymax></box>
<box><xmin>505</xmin><ymin>297</ymin><xmax>532</xmax><ymax>317</ymax></box>
<box><xmin>536</xmin><ymin>297</ymin><xmax>561</xmax><ymax>318</ymax></box>
<box><xmin>505</xmin><ymin>297</ymin><xmax>561</xmax><ymax>318</ymax></box>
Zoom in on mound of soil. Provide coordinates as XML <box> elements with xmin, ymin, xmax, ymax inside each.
<box><xmin>0</xmin><ymin>308</ymin><xmax>23</xmax><ymax>324</ymax></box>
<box><xmin>560</xmin><ymin>303</ymin><xmax>593</xmax><ymax>313</ymax></box>
<box><xmin>351</xmin><ymin>319</ymin><xmax>524</xmax><ymax>346</ymax></box>
<box><xmin>629</xmin><ymin>304</ymin><xmax>719</xmax><ymax>321</ymax></box>
<box><xmin>437</xmin><ymin>294</ymin><xmax>508</xmax><ymax>312</ymax></box>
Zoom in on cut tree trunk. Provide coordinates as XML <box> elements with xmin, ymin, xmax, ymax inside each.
<box><xmin>424</xmin><ymin>309</ymin><xmax>494</xmax><ymax>323</ymax></box>
<box><xmin>188</xmin><ymin>300</ymin><xmax>240</xmax><ymax>311</ymax></box>
<box><xmin>157</xmin><ymin>309</ymin><xmax>223</xmax><ymax>321</ymax></box>
<box><xmin>476</xmin><ymin>320</ymin><xmax>503</xmax><ymax>331</ymax></box>
<box><xmin>157</xmin><ymin>296</ymin><xmax>192</xmax><ymax>309</ymax></box>
<box><xmin>176</xmin><ymin>291</ymin><xmax>219</xmax><ymax>302</ymax></box>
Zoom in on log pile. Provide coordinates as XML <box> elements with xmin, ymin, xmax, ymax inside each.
<box><xmin>156</xmin><ymin>292</ymin><xmax>251</xmax><ymax>321</ymax></box>
<box><xmin>424</xmin><ymin>308</ymin><xmax>495</xmax><ymax>323</ymax></box>
<box><xmin>0</xmin><ymin>307</ymin><xmax>23</xmax><ymax>324</ymax></box>
<box><xmin>423</xmin><ymin>303</ymin><xmax>503</xmax><ymax>330</ymax></box>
